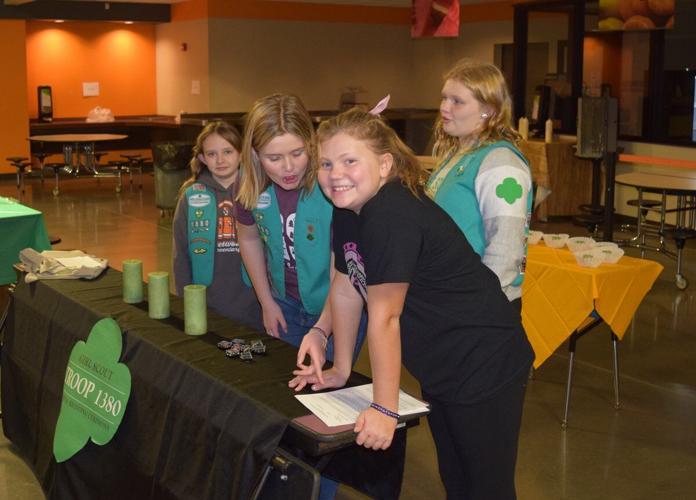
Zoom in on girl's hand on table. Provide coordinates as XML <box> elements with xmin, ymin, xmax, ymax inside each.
<box><xmin>294</xmin><ymin>329</ymin><xmax>327</xmax><ymax>384</ymax></box>
<box><xmin>289</xmin><ymin>367</ymin><xmax>348</xmax><ymax>392</ymax></box>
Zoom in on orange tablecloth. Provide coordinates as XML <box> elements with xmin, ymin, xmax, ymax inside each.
<box><xmin>521</xmin><ymin>244</ymin><xmax>663</xmax><ymax>368</ymax></box>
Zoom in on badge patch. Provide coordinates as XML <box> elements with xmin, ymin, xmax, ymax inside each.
<box><xmin>189</xmin><ymin>193</ymin><xmax>212</xmax><ymax>208</ymax></box>
<box><xmin>256</xmin><ymin>192</ymin><xmax>272</xmax><ymax>210</ymax></box>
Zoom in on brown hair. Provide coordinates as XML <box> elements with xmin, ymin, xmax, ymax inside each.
<box><xmin>432</xmin><ymin>58</ymin><xmax>520</xmax><ymax>160</ymax></box>
<box><xmin>237</xmin><ymin>93</ymin><xmax>316</xmax><ymax>208</ymax></box>
<box><xmin>180</xmin><ymin>120</ymin><xmax>242</xmax><ymax>194</ymax></box>
<box><xmin>316</xmin><ymin>107</ymin><xmax>428</xmax><ymax>197</ymax></box>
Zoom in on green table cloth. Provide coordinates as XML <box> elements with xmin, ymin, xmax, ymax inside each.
<box><xmin>0</xmin><ymin>196</ymin><xmax>51</xmax><ymax>284</ymax></box>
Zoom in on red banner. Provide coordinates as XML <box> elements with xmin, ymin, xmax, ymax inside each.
<box><xmin>411</xmin><ymin>0</ymin><xmax>460</xmax><ymax>38</ymax></box>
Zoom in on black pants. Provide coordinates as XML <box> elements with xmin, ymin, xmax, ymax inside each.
<box><xmin>424</xmin><ymin>370</ymin><xmax>529</xmax><ymax>500</ymax></box>
<box><xmin>510</xmin><ymin>297</ymin><xmax>522</xmax><ymax>317</ymax></box>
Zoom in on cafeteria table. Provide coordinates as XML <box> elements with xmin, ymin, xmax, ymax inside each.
<box><xmin>521</xmin><ymin>243</ymin><xmax>663</xmax><ymax>426</ymax></box>
<box><xmin>1</xmin><ymin>268</ymin><xmax>418</xmax><ymax>500</ymax></box>
<box><xmin>29</xmin><ymin>133</ymin><xmax>128</xmax><ymax>175</ymax></box>
<box><xmin>0</xmin><ymin>196</ymin><xmax>51</xmax><ymax>285</ymax></box>
<box><xmin>616</xmin><ymin>172</ymin><xmax>696</xmax><ymax>289</ymax></box>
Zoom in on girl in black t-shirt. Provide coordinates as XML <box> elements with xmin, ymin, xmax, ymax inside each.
<box><xmin>290</xmin><ymin>107</ymin><xmax>533</xmax><ymax>500</ymax></box>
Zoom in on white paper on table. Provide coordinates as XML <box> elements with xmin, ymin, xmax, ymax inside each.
<box><xmin>55</xmin><ymin>256</ymin><xmax>104</xmax><ymax>269</ymax></box>
<box><xmin>295</xmin><ymin>383</ymin><xmax>429</xmax><ymax>427</ymax></box>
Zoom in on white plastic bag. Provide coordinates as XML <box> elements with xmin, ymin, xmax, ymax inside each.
<box><xmin>86</xmin><ymin>106</ymin><xmax>115</xmax><ymax>123</ymax></box>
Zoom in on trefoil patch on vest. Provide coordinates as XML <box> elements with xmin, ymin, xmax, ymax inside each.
<box><xmin>496</xmin><ymin>177</ymin><xmax>523</xmax><ymax>204</ymax></box>
<box><xmin>194</xmin><ymin>209</ymin><xmax>204</xmax><ymax>219</ymax></box>
<box><xmin>189</xmin><ymin>193</ymin><xmax>212</xmax><ymax>208</ymax></box>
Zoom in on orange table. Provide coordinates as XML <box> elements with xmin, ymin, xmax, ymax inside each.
<box><xmin>522</xmin><ymin>243</ymin><xmax>663</xmax><ymax>426</ymax></box>
<box><xmin>522</xmin><ymin>244</ymin><xmax>663</xmax><ymax>369</ymax></box>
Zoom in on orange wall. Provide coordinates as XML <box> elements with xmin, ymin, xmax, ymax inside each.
<box><xmin>26</xmin><ymin>21</ymin><xmax>157</xmax><ymax>119</ymax></box>
<box><xmin>0</xmin><ymin>20</ymin><xmax>30</xmax><ymax>175</ymax></box>
<box><xmin>584</xmin><ymin>34</ymin><xmax>622</xmax><ymax>97</ymax></box>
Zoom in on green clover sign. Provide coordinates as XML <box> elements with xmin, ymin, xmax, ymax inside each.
<box><xmin>53</xmin><ymin>318</ymin><xmax>131</xmax><ymax>463</ymax></box>
<box><xmin>496</xmin><ymin>177</ymin><xmax>523</xmax><ymax>205</ymax></box>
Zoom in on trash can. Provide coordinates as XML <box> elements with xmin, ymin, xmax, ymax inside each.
<box><xmin>151</xmin><ymin>141</ymin><xmax>194</xmax><ymax>216</ymax></box>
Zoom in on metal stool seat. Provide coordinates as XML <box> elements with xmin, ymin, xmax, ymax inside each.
<box><xmin>33</xmin><ymin>152</ymin><xmax>51</xmax><ymax>184</ymax></box>
<box><xmin>619</xmin><ymin>198</ymin><xmax>663</xmax><ymax>236</ymax></box>
<box><xmin>45</xmin><ymin>162</ymin><xmax>65</xmax><ymax>196</ymax></box>
<box><xmin>663</xmin><ymin>227</ymin><xmax>696</xmax><ymax>290</ymax></box>
<box><xmin>7</xmin><ymin>156</ymin><xmax>31</xmax><ymax>197</ymax></box>
<box><xmin>121</xmin><ymin>154</ymin><xmax>147</xmax><ymax>190</ymax></box>
<box><xmin>102</xmin><ymin>160</ymin><xmax>129</xmax><ymax>193</ymax></box>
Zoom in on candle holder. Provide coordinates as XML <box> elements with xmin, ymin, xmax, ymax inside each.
<box><xmin>122</xmin><ymin>259</ymin><xmax>143</xmax><ymax>304</ymax></box>
<box><xmin>184</xmin><ymin>284</ymin><xmax>207</xmax><ymax>335</ymax></box>
<box><xmin>147</xmin><ymin>271</ymin><xmax>170</xmax><ymax>319</ymax></box>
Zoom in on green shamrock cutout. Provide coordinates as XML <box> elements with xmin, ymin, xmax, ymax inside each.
<box><xmin>53</xmin><ymin>318</ymin><xmax>131</xmax><ymax>463</ymax></box>
<box><xmin>496</xmin><ymin>177</ymin><xmax>523</xmax><ymax>205</ymax></box>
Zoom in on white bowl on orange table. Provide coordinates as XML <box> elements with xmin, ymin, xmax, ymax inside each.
<box><xmin>542</xmin><ymin>233</ymin><xmax>569</xmax><ymax>248</ymax></box>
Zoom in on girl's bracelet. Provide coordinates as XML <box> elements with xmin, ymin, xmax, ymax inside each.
<box><xmin>370</xmin><ymin>402</ymin><xmax>400</xmax><ymax>420</ymax></box>
<box><xmin>309</xmin><ymin>326</ymin><xmax>330</xmax><ymax>350</ymax></box>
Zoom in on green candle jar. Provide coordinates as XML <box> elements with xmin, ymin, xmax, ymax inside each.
<box><xmin>184</xmin><ymin>284</ymin><xmax>207</xmax><ymax>335</ymax></box>
<box><xmin>147</xmin><ymin>271</ymin><xmax>170</xmax><ymax>319</ymax></box>
<box><xmin>122</xmin><ymin>259</ymin><xmax>143</xmax><ymax>304</ymax></box>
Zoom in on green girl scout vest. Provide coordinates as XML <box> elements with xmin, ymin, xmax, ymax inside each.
<box><xmin>250</xmin><ymin>184</ymin><xmax>332</xmax><ymax>315</ymax></box>
<box><xmin>186</xmin><ymin>183</ymin><xmax>216</xmax><ymax>286</ymax></box>
<box><xmin>427</xmin><ymin>141</ymin><xmax>533</xmax><ymax>286</ymax></box>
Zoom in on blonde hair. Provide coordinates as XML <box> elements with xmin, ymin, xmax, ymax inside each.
<box><xmin>237</xmin><ymin>94</ymin><xmax>316</xmax><ymax>208</ymax></box>
<box><xmin>180</xmin><ymin>120</ymin><xmax>242</xmax><ymax>195</ymax></box>
<box><xmin>316</xmin><ymin>107</ymin><xmax>428</xmax><ymax>197</ymax></box>
<box><xmin>432</xmin><ymin>58</ymin><xmax>521</xmax><ymax>160</ymax></box>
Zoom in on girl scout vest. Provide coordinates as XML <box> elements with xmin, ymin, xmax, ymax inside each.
<box><xmin>427</xmin><ymin>141</ymin><xmax>533</xmax><ymax>287</ymax></box>
<box><xmin>186</xmin><ymin>183</ymin><xmax>217</xmax><ymax>286</ymax></box>
<box><xmin>250</xmin><ymin>184</ymin><xmax>332</xmax><ymax>315</ymax></box>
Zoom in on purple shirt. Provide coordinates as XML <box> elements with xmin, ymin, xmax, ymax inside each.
<box><xmin>236</xmin><ymin>185</ymin><xmax>301</xmax><ymax>302</ymax></box>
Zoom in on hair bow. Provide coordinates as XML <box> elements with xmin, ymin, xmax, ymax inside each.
<box><xmin>368</xmin><ymin>95</ymin><xmax>391</xmax><ymax>116</ymax></box>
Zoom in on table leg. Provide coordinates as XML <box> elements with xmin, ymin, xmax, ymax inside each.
<box><xmin>561</xmin><ymin>332</ymin><xmax>578</xmax><ymax>429</ymax></box>
<box><xmin>561</xmin><ymin>316</ymin><xmax>604</xmax><ymax>429</ymax></box>
<box><xmin>250</xmin><ymin>449</ymin><xmax>320</xmax><ymax>500</ymax></box>
<box><xmin>611</xmin><ymin>332</ymin><xmax>620</xmax><ymax>409</ymax></box>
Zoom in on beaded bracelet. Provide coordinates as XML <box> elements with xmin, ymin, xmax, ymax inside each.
<box><xmin>310</xmin><ymin>326</ymin><xmax>329</xmax><ymax>350</ymax></box>
<box><xmin>370</xmin><ymin>402</ymin><xmax>400</xmax><ymax>420</ymax></box>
